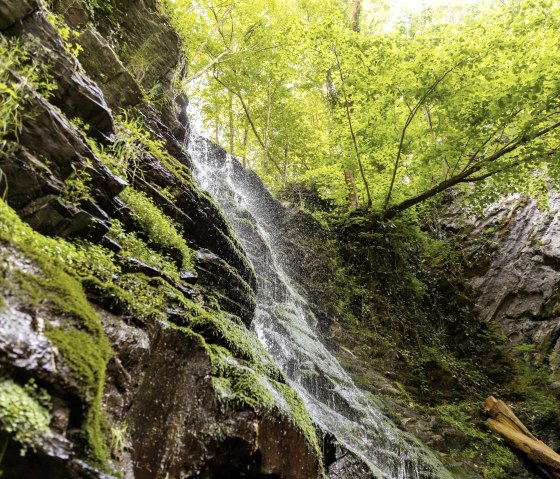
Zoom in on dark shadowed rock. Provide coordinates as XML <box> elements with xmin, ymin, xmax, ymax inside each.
<box><xmin>0</xmin><ymin>0</ymin><xmax>37</xmax><ymax>30</ymax></box>
<box><xmin>124</xmin><ymin>323</ymin><xmax>320</xmax><ymax>479</ymax></box>
<box><xmin>93</xmin><ymin>0</ymin><xmax>180</xmax><ymax>93</ymax></box>
<box><xmin>0</xmin><ymin>87</ymin><xmax>125</xmax><ymax>237</ymax></box>
<box><xmin>53</xmin><ymin>0</ymin><xmax>89</xmax><ymax>28</ymax></box>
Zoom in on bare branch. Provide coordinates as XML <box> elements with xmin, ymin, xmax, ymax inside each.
<box><xmin>186</xmin><ymin>48</ymin><xmax>232</xmax><ymax>84</ymax></box>
<box><xmin>189</xmin><ymin>6</ymin><xmax>232</xmax><ymax>69</ymax></box>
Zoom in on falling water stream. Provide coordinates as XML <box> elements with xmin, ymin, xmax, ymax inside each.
<box><xmin>186</xmin><ymin>123</ymin><xmax>453</xmax><ymax>479</ymax></box>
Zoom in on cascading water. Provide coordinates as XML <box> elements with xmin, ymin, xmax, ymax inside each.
<box><xmin>186</xmin><ymin>121</ymin><xmax>453</xmax><ymax>479</ymax></box>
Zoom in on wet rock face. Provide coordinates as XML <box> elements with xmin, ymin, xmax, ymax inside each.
<box><xmin>111</xmin><ymin>324</ymin><xmax>319</xmax><ymax>479</ymax></box>
<box><xmin>8</xmin><ymin>9</ymin><xmax>115</xmax><ymax>138</ymax></box>
<box><xmin>76</xmin><ymin>27</ymin><xmax>143</xmax><ymax>110</ymax></box>
<box><xmin>453</xmin><ymin>194</ymin><xmax>560</xmax><ymax>374</ymax></box>
<box><xmin>0</xmin><ymin>0</ymin><xmax>255</xmax><ymax>316</ymax></box>
<box><xmin>0</xmin><ymin>0</ymin><xmax>37</xmax><ymax>29</ymax></box>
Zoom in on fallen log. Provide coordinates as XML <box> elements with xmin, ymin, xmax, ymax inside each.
<box><xmin>484</xmin><ymin>395</ymin><xmax>560</xmax><ymax>479</ymax></box>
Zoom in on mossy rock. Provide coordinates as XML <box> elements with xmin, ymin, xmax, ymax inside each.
<box><xmin>0</xmin><ymin>199</ymin><xmax>112</xmax><ymax>466</ymax></box>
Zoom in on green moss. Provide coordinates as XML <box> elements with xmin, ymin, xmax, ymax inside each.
<box><xmin>13</xmin><ymin>267</ymin><xmax>101</xmax><ymax>334</ymax></box>
<box><xmin>166</xmin><ymin>311</ymin><xmax>323</xmax><ymax>463</ymax></box>
<box><xmin>434</xmin><ymin>402</ymin><xmax>516</xmax><ymax>479</ymax></box>
<box><xmin>0</xmin><ymin>380</ymin><xmax>51</xmax><ymax>448</ymax></box>
<box><xmin>275</xmin><ymin>382</ymin><xmax>322</xmax><ymax>458</ymax></box>
<box><xmin>121</xmin><ymin>188</ymin><xmax>193</xmax><ymax>269</ymax></box>
<box><xmin>115</xmin><ymin>273</ymin><xmax>169</xmax><ymax>321</ymax></box>
<box><xmin>208</xmin><ymin>344</ymin><xmax>321</xmax><ymax>459</ymax></box>
<box><xmin>473</xmin><ymin>444</ymin><xmax>516</xmax><ymax>479</ymax></box>
<box><xmin>209</xmin><ymin>346</ymin><xmax>276</xmax><ymax>410</ymax></box>
<box><xmin>46</xmin><ymin>327</ymin><xmax>110</xmax><ymax>464</ymax></box>
<box><xmin>0</xmin><ymin>273</ymin><xmax>6</xmax><ymax>310</ymax></box>
<box><xmin>0</xmin><ymin>200</ymin><xmax>111</xmax><ymax>466</ymax></box>
<box><xmin>509</xmin><ymin>353</ymin><xmax>560</xmax><ymax>432</ymax></box>
<box><xmin>185</xmin><ymin>305</ymin><xmax>282</xmax><ymax>379</ymax></box>
<box><xmin>45</xmin><ymin>327</ymin><xmax>109</xmax><ymax>398</ymax></box>
<box><xmin>0</xmin><ymin>189</ymin><xmax>319</xmax><ymax>469</ymax></box>
<box><xmin>0</xmin><ymin>199</ymin><xmax>183</xmax><ymax>325</ymax></box>
<box><xmin>108</xmin><ymin>220</ymin><xmax>182</xmax><ymax>282</ymax></box>
<box><xmin>435</xmin><ymin>403</ymin><xmax>486</xmax><ymax>440</ymax></box>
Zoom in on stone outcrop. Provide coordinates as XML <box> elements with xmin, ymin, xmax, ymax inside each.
<box><xmin>448</xmin><ymin>194</ymin><xmax>560</xmax><ymax>376</ymax></box>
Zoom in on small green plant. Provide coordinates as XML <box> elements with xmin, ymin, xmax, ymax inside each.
<box><xmin>0</xmin><ymin>37</ymin><xmax>55</xmax><ymax>157</ymax></box>
<box><xmin>45</xmin><ymin>11</ymin><xmax>84</xmax><ymax>58</ymax></box>
<box><xmin>82</xmin><ymin>0</ymin><xmax>116</xmax><ymax>22</ymax></box>
<box><xmin>0</xmin><ymin>380</ymin><xmax>51</xmax><ymax>448</ymax></box>
<box><xmin>114</xmin><ymin>113</ymin><xmax>196</xmax><ymax>186</ymax></box>
<box><xmin>110</xmin><ymin>422</ymin><xmax>131</xmax><ymax>456</ymax></box>
<box><xmin>108</xmin><ymin>220</ymin><xmax>182</xmax><ymax>281</ymax></box>
<box><xmin>61</xmin><ymin>165</ymin><xmax>92</xmax><ymax>206</ymax></box>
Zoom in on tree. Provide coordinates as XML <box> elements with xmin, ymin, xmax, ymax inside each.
<box><xmin>164</xmin><ymin>0</ymin><xmax>560</xmax><ymax>216</ymax></box>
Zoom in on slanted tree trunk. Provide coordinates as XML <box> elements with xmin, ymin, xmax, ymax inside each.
<box><xmin>228</xmin><ymin>91</ymin><xmax>235</xmax><ymax>155</ymax></box>
<box><xmin>241</xmin><ymin>122</ymin><xmax>249</xmax><ymax>168</ymax></box>
<box><xmin>332</xmin><ymin>46</ymin><xmax>372</xmax><ymax>208</ymax></box>
<box><xmin>484</xmin><ymin>396</ymin><xmax>560</xmax><ymax>479</ymax></box>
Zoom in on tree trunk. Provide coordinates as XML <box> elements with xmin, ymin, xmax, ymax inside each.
<box><xmin>283</xmin><ymin>146</ymin><xmax>289</xmax><ymax>182</ymax></box>
<box><xmin>228</xmin><ymin>91</ymin><xmax>235</xmax><ymax>155</ymax></box>
<box><xmin>264</xmin><ymin>78</ymin><xmax>273</xmax><ymax>176</ymax></box>
<box><xmin>485</xmin><ymin>396</ymin><xmax>560</xmax><ymax>479</ymax></box>
<box><xmin>350</xmin><ymin>0</ymin><xmax>361</xmax><ymax>32</ymax></box>
<box><xmin>344</xmin><ymin>170</ymin><xmax>359</xmax><ymax>207</ymax></box>
<box><xmin>241</xmin><ymin>122</ymin><xmax>249</xmax><ymax>168</ymax></box>
<box><xmin>333</xmin><ymin>46</ymin><xmax>372</xmax><ymax>207</ymax></box>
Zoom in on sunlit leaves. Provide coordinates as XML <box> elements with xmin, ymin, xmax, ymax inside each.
<box><xmin>163</xmin><ymin>0</ymin><xmax>560</xmax><ymax>213</ymax></box>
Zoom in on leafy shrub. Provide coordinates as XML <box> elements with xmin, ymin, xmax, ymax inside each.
<box><xmin>0</xmin><ymin>36</ymin><xmax>55</xmax><ymax>156</ymax></box>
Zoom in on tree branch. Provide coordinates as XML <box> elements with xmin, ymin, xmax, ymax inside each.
<box><xmin>186</xmin><ymin>48</ymin><xmax>232</xmax><ymax>84</ymax></box>
<box><xmin>332</xmin><ymin>44</ymin><xmax>372</xmax><ymax>207</ymax></box>
<box><xmin>380</xmin><ymin>119</ymin><xmax>560</xmax><ymax>220</ymax></box>
<box><xmin>211</xmin><ymin>71</ymin><xmax>284</xmax><ymax>175</ymax></box>
<box><xmin>383</xmin><ymin>62</ymin><xmax>463</xmax><ymax>210</ymax></box>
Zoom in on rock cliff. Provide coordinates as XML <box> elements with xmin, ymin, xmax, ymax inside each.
<box><xmin>0</xmin><ymin>1</ymin><xmax>321</xmax><ymax>477</ymax></box>
<box><xmin>458</xmin><ymin>194</ymin><xmax>560</xmax><ymax>379</ymax></box>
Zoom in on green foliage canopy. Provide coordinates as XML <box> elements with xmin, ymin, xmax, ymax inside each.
<box><xmin>163</xmin><ymin>0</ymin><xmax>560</xmax><ymax>216</ymax></box>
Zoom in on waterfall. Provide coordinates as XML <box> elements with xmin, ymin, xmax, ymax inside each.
<box><xmin>186</xmin><ymin>126</ymin><xmax>453</xmax><ymax>479</ymax></box>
